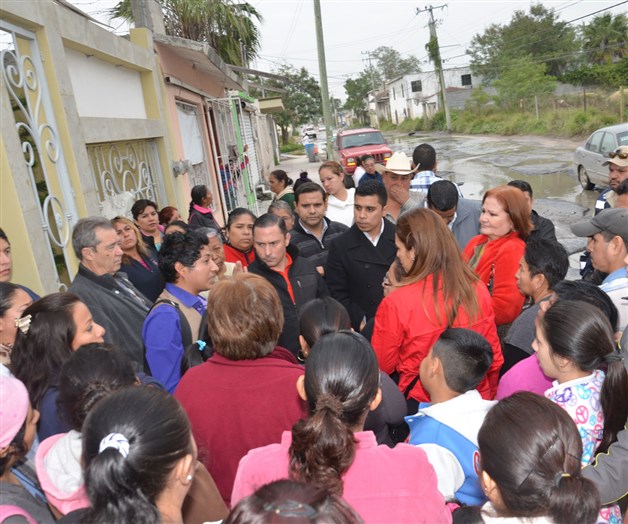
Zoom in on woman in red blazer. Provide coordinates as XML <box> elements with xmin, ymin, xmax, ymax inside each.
<box><xmin>463</xmin><ymin>186</ymin><xmax>532</xmax><ymax>328</ymax></box>
<box><xmin>371</xmin><ymin>208</ymin><xmax>503</xmax><ymax>407</ymax></box>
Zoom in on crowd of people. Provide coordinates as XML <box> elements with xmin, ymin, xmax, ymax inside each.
<box><xmin>0</xmin><ymin>144</ymin><xmax>627</xmax><ymax>524</ymax></box>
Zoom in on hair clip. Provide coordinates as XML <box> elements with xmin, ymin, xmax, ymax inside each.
<box><xmin>196</xmin><ymin>340</ymin><xmax>207</xmax><ymax>352</ymax></box>
<box><xmin>15</xmin><ymin>315</ymin><xmax>32</xmax><ymax>335</ymax></box>
<box><xmin>554</xmin><ymin>472</ymin><xmax>571</xmax><ymax>486</ymax></box>
<box><xmin>262</xmin><ymin>500</ymin><xmax>317</xmax><ymax>518</ymax></box>
<box><xmin>99</xmin><ymin>433</ymin><xmax>130</xmax><ymax>458</ymax></box>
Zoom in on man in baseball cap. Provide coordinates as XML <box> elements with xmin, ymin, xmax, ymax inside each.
<box><xmin>596</xmin><ymin>145</ymin><xmax>628</xmax><ymax>212</ymax></box>
<box><xmin>571</xmin><ymin>208</ymin><xmax>628</xmax><ymax>331</ymax></box>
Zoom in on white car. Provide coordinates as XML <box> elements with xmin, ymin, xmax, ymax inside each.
<box><xmin>574</xmin><ymin>123</ymin><xmax>628</xmax><ymax>189</ymax></box>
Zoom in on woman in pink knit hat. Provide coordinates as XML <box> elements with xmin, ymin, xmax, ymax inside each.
<box><xmin>0</xmin><ymin>375</ymin><xmax>54</xmax><ymax>523</ymax></box>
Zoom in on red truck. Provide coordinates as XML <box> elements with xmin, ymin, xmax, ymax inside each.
<box><xmin>334</xmin><ymin>128</ymin><xmax>393</xmax><ymax>174</ymax></box>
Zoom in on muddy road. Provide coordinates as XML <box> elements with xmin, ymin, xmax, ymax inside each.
<box><xmin>388</xmin><ymin>131</ymin><xmax>600</xmax><ymax>258</ymax></box>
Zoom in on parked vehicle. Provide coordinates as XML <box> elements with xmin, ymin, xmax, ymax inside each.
<box><xmin>574</xmin><ymin>123</ymin><xmax>628</xmax><ymax>189</ymax></box>
<box><xmin>334</xmin><ymin>128</ymin><xmax>393</xmax><ymax>174</ymax></box>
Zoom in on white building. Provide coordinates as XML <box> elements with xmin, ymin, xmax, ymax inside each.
<box><xmin>385</xmin><ymin>66</ymin><xmax>481</xmax><ymax>123</ymax></box>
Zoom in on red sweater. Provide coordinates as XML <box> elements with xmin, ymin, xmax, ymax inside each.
<box><xmin>223</xmin><ymin>243</ymin><xmax>255</xmax><ymax>267</ymax></box>
<box><xmin>372</xmin><ymin>275</ymin><xmax>503</xmax><ymax>402</ymax></box>
<box><xmin>174</xmin><ymin>348</ymin><xmax>307</xmax><ymax>505</ymax></box>
<box><xmin>462</xmin><ymin>232</ymin><xmax>526</xmax><ymax>326</ymax></box>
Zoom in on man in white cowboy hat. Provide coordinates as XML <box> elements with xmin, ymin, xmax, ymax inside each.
<box><xmin>374</xmin><ymin>151</ymin><xmax>422</xmax><ymax>223</ymax></box>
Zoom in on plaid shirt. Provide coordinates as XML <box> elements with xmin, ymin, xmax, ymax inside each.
<box><xmin>410</xmin><ymin>170</ymin><xmax>463</xmax><ymax>197</ymax></box>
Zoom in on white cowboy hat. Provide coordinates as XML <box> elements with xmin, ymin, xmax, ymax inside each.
<box><xmin>375</xmin><ymin>151</ymin><xmax>416</xmax><ymax>176</ymax></box>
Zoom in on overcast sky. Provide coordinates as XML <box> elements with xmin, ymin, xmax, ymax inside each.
<box><xmin>69</xmin><ymin>0</ymin><xmax>627</xmax><ymax>99</ymax></box>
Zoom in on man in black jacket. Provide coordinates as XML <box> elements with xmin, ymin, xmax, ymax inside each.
<box><xmin>507</xmin><ymin>180</ymin><xmax>557</xmax><ymax>243</ymax></box>
<box><xmin>289</xmin><ymin>182</ymin><xmax>348</xmax><ymax>276</ymax></box>
<box><xmin>248</xmin><ymin>213</ymin><xmax>328</xmax><ymax>358</ymax></box>
<box><xmin>325</xmin><ymin>181</ymin><xmax>397</xmax><ymax>330</ymax></box>
<box><xmin>68</xmin><ymin>217</ymin><xmax>152</xmax><ymax>371</ymax></box>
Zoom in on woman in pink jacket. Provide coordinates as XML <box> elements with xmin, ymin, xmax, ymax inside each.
<box><xmin>231</xmin><ymin>331</ymin><xmax>451</xmax><ymax>524</ymax></box>
<box><xmin>372</xmin><ymin>208</ymin><xmax>503</xmax><ymax>407</ymax></box>
<box><xmin>462</xmin><ymin>186</ymin><xmax>531</xmax><ymax>329</ymax></box>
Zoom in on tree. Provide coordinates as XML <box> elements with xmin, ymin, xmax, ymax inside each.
<box><xmin>343</xmin><ymin>71</ymin><xmax>373</xmax><ymax>123</ymax></box>
<box><xmin>110</xmin><ymin>0</ymin><xmax>262</xmax><ymax>66</ymax></box>
<box><xmin>581</xmin><ymin>13</ymin><xmax>627</xmax><ymax>65</ymax></box>
<box><xmin>465</xmin><ymin>87</ymin><xmax>491</xmax><ymax>115</ymax></box>
<box><xmin>493</xmin><ymin>56</ymin><xmax>556</xmax><ymax>110</ymax></box>
<box><xmin>371</xmin><ymin>46</ymin><xmax>420</xmax><ymax>82</ymax></box>
<box><xmin>562</xmin><ymin>58</ymin><xmax>628</xmax><ymax>87</ymax></box>
<box><xmin>468</xmin><ymin>4</ymin><xmax>577</xmax><ymax>81</ymax></box>
<box><xmin>263</xmin><ymin>65</ymin><xmax>322</xmax><ymax>145</ymax></box>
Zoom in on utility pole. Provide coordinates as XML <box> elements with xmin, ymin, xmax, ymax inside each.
<box><xmin>417</xmin><ymin>4</ymin><xmax>451</xmax><ymax>132</ymax></box>
<box><xmin>361</xmin><ymin>50</ymin><xmax>377</xmax><ymax>90</ymax></box>
<box><xmin>313</xmin><ymin>0</ymin><xmax>334</xmax><ymax>160</ymax></box>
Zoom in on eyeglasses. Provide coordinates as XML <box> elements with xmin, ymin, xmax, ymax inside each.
<box><xmin>609</xmin><ymin>149</ymin><xmax>628</xmax><ymax>160</ymax></box>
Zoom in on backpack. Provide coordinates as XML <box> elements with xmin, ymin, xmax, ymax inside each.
<box><xmin>143</xmin><ymin>299</ymin><xmax>212</xmax><ymax>376</ymax></box>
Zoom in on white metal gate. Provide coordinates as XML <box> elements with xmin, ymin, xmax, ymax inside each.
<box><xmin>236</xmin><ymin>103</ymin><xmax>262</xmax><ymax>188</ymax></box>
<box><xmin>206</xmin><ymin>98</ymin><xmax>247</xmax><ymax>213</ymax></box>
<box><xmin>86</xmin><ymin>139</ymin><xmax>165</xmax><ymax>219</ymax></box>
<box><xmin>1</xmin><ymin>22</ymin><xmax>78</xmax><ymax>289</ymax></box>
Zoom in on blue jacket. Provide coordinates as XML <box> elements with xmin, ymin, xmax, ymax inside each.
<box><xmin>406</xmin><ymin>411</ymin><xmax>486</xmax><ymax>505</ymax></box>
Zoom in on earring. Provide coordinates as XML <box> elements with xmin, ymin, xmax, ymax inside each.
<box><xmin>297</xmin><ymin>350</ymin><xmax>307</xmax><ymax>363</ymax></box>
<box><xmin>187</xmin><ymin>474</ymin><xmax>193</xmax><ymax>482</ymax></box>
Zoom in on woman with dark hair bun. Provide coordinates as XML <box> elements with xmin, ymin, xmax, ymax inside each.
<box><xmin>232</xmin><ymin>331</ymin><xmax>450</xmax><ymax>523</ymax></box>
<box><xmin>11</xmin><ymin>293</ymin><xmax>106</xmax><ymax>440</ymax></box>
<box><xmin>453</xmin><ymin>392</ymin><xmax>600</xmax><ymax>524</ymax></box>
<box><xmin>187</xmin><ymin>185</ymin><xmax>223</xmax><ymax>234</ymax></box>
<box><xmin>225</xmin><ymin>479</ymin><xmax>362</xmax><ymax>524</ymax></box>
<box><xmin>298</xmin><ymin>298</ymin><xmax>406</xmax><ymax>447</ymax></box>
<box><xmin>269</xmin><ymin>170</ymin><xmax>295</xmax><ymax>210</ymax></box>
<box><xmin>80</xmin><ymin>387</ymin><xmax>196</xmax><ymax>524</ymax></box>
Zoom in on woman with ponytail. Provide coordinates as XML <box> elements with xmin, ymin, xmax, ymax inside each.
<box><xmin>231</xmin><ymin>331</ymin><xmax>450</xmax><ymax>523</ymax></box>
<box><xmin>188</xmin><ymin>185</ymin><xmax>223</xmax><ymax>235</ymax></box>
<box><xmin>79</xmin><ymin>387</ymin><xmax>196</xmax><ymax>524</ymax></box>
<box><xmin>453</xmin><ymin>392</ymin><xmax>601</xmax><ymax>524</ymax></box>
<box><xmin>533</xmin><ymin>300</ymin><xmax>627</xmax><ymax>524</ymax></box>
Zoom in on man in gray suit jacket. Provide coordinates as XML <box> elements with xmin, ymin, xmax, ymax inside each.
<box><xmin>426</xmin><ymin>180</ymin><xmax>480</xmax><ymax>250</ymax></box>
<box><xmin>68</xmin><ymin>217</ymin><xmax>151</xmax><ymax>371</ymax></box>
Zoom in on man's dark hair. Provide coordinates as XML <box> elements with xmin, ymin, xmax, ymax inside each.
<box><xmin>524</xmin><ymin>239</ymin><xmax>569</xmax><ymax>290</ymax></box>
<box><xmin>432</xmin><ymin>328</ymin><xmax>493</xmax><ymax>393</ymax></box>
<box><xmin>427</xmin><ymin>180</ymin><xmax>459</xmax><ymax>211</ymax></box>
<box><xmin>508</xmin><ymin>179</ymin><xmax>533</xmax><ymax>198</ymax></box>
<box><xmin>355</xmin><ymin>180</ymin><xmax>387</xmax><ymax>207</ymax></box>
<box><xmin>158</xmin><ymin>230</ymin><xmax>209</xmax><ymax>283</ymax></box>
<box><xmin>253</xmin><ymin>213</ymin><xmax>288</xmax><ymax>235</ymax></box>
<box><xmin>616</xmin><ymin>178</ymin><xmax>628</xmax><ymax>196</ymax></box>
<box><xmin>412</xmin><ymin>143</ymin><xmax>436</xmax><ymax>171</ymax></box>
<box><xmin>295</xmin><ymin>182</ymin><xmax>326</xmax><ymax>204</ymax></box>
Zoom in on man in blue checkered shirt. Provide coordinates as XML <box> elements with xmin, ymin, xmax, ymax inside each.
<box><xmin>410</xmin><ymin>143</ymin><xmax>463</xmax><ymax>198</ymax></box>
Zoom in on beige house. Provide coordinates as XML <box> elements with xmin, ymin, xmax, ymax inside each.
<box><xmin>0</xmin><ymin>0</ymin><xmax>279</xmax><ymax>295</ymax></box>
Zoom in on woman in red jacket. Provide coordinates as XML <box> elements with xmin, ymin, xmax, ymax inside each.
<box><xmin>371</xmin><ymin>208</ymin><xmax>503</xmax><ymax>409</ymax></box>
<box><xmin>462</xmin><ymin>186</ymin><xmax>531</xmax><ymax>330</ymax></box>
